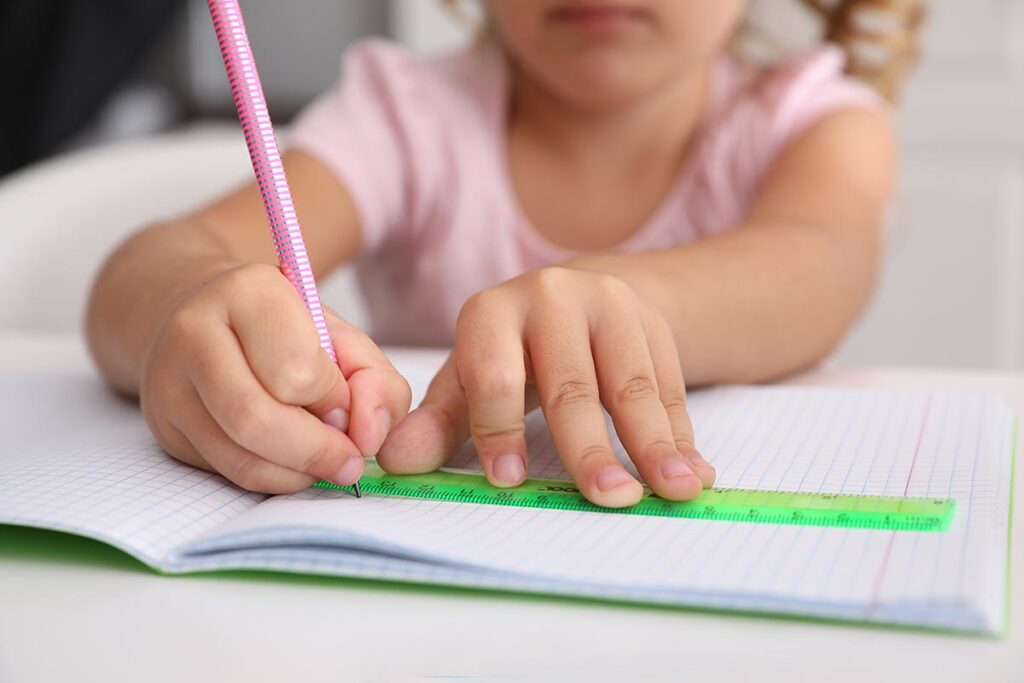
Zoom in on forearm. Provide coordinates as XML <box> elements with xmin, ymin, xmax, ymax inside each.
<box><xmin>566</xmin><ymin>221</ymin><xmax>880</xmax><ymax>385</ymax></box>
<box><xmin>85</xmin><ymin>220</ymin><xmax>244</xmax><ymax>395</ymax></box>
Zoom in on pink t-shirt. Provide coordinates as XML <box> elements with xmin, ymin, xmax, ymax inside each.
<box><xmin>290</xmin><ymin>39</ymin><xmax>883</xmax><ymax>347</ymax></box>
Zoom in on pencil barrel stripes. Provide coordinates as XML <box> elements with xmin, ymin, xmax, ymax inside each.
<box><xmin>206</xmin><ymin>0</ymin><xmax>337</xmax><ymax>363</ymax></box>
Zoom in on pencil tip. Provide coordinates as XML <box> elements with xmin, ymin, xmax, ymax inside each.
<box><xmin>353</xmin><ymin>481</ymin><xmax>362</xmax><ymax>498</ymax></box>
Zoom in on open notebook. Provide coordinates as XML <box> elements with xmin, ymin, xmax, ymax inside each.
<box><xmin>0</xmin><ymin>351</ymin><xmax>1015</xmax><ymax>635</ymax></box>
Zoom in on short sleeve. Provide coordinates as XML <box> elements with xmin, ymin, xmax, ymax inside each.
<box><xmin>288</xmin><ymin>40</ymin><xmax>428</xmax><ymax>254</ymax></box>
<box><xmin>762</xmin><ymin>46</ymin><xmax>889</xmax><ymax>158</ymax></box>
<box><xmin>677</xmin><ymin>46</ymin><xmax>892</xmax><ymax>236</ymax></box>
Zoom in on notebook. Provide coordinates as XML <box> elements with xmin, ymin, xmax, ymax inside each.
<box><xmin>0</xmin><ymin>351</ymin><xmax>1015</xmax><ymax>635</ymax></box>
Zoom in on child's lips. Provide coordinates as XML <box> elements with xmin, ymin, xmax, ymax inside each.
<box><xmin>547</xmin><ymin>3</ymin><xmax>649</xmax><ymax>33</ymax></box>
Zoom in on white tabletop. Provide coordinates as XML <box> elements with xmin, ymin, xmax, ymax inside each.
<box><xmin>1</xmin><ymin>332</ymin><xmax>1022</xmax><ymax>683</ymax></box>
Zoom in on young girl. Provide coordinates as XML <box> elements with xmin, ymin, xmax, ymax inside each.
<box><xmin>86</xmin><ymin>0</ymin><xmax>920</xmax><ymax>508</ymax></box>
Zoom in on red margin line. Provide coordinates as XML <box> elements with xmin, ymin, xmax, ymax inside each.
<box><xmin>867</xmin><ymin>395</ymin><xmax>934</xmax><ymax>616</ymax></box>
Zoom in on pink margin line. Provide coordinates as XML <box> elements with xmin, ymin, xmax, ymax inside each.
<box><xmin>866</xmin><ymin>395</ymin><xmax>934</xmax><ymax>616</ymax></box>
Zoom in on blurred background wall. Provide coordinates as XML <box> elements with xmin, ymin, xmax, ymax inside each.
<box><xmin>0</xmin><ymin>0</ymin><xmax>1022</xmax><ymax>371</ymax></box>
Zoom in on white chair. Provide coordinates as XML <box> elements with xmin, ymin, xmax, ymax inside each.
<box><xmin>0</xmin><ymin>124</ymin><xmax>367</xmax><ymax>333</ymax></box>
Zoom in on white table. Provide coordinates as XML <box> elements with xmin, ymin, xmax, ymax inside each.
<box><xmin>1</xmin><ymin>332</ymin><xmax>1022</xmax><ymax>683</ymax></box>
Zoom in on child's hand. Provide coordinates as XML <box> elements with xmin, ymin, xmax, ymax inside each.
<box><xmin>140</xmin><ymin>263</ymin><xmax>411</xmax><ymax>493</ymax></box>
<box><xmin>378</xmin><ymin>267</ymin><xmax>715</xmax><ymax>508</ymax></box>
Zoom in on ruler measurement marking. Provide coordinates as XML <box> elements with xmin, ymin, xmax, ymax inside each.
<box><xmin>312</xmin><ymin>464</ymin><xmax>955</xmax><ymax>532</ymax></box>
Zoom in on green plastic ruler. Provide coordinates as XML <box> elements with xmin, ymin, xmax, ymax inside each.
<box><xmin>314</xmin><ymin>462</ymin><xmax>955</xmax><ymax>531</ymax></box>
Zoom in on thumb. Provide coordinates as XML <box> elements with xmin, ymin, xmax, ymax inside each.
<box><xmin>377</xmin><ymin>354</ymin><xmax>469</xmax><ymax>474</ymax></box>
<box><xmin>304</xmin><ymin>351</ymin><xmax>352</xmax><ymax>433</ymax></box>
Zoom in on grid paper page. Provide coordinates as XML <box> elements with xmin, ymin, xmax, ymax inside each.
<box><xmin>0</xmin><ymin>372</ymin><xmax>264</xmax><ymax>566</ymax></box>
<box><xmin>0</xmin><ymin>362</ymin><xmax>1013</xmax><ymax>632</ymax></box>
<box><xmin>182</xmin><ymin>384</ymin><xmax>1015</xmax><ymax>633</ymax></box>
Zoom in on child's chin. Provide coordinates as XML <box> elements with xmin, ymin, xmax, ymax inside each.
<box><xmin>544</xmin><ymin>66</ymin><xmax>667</xmax><ymax>110</ymax></box>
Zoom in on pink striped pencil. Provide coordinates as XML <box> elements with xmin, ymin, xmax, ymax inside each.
<box><xmin>206</xmin><ymin>0</ymin><xmax>361</xmax><ymax>497</ymax></box>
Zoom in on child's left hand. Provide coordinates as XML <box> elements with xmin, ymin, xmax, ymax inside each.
<box><xmin>378</xmin><ymin>267</ymin><xmax>716</xmax><ymax>508</ymax></box>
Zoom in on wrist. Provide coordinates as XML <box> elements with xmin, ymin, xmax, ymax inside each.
<box><xmin>86</xmin><ymin>226</ymin><xmax>246</xmax><ymax>395</ymax></box>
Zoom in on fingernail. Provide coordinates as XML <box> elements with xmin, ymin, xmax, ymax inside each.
<box><xmin>661</xmin><ymin>457</ymin><xmax>694</xmax><ymax>480</ymax></box>
<box><xmin>493</xmin><ymin>453</ymin><xmax>525</xmax><ymax>484</ymax></box>
<box><xmin>686</xmin><ymin>450</ymin><xmax>710</xmax><ymax>467</ymax></box>
<box><xmin>596</xmin><ymin>467</ymin><xmax>635</xmax><ymax>492</ymax></box>
<box><xmin>375</xmin><ymin>408</ymin><xmax>391</xmax><ymax>442</ymax></box>
<box><xmin>324</xmin><ymin>408</ymin><xmax>349</xmax><ymax>432</ymax></box>
<box><xmin>332</xmin><ymin>457</ymin><xmax>364</xmax><ymax>486</ymax></box>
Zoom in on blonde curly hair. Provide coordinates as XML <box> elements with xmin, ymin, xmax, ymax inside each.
<box><xmin>442</xmin><ymin>0</ymin><xmax>925</xmax><ymax>102</ymax></box>
<box><xmin>799</xmin><ymin>0</ymin><xmax>924</xmax><ymax>101</ymax></box>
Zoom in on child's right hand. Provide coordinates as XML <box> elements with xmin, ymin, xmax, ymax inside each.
<box><xmin>140</xmin><ymin>263</ymin><xmax>411</xmax><ymax>493</ymax></box>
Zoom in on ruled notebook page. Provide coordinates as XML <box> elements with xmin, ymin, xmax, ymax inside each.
<box><xmin>182</xmin><ymin>381</ymin><xmax>1015</xmax><ymax>633</ymax></box>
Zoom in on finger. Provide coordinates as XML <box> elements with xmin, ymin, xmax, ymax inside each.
<box><xmin>645</xmin><ymin>316</ymin><xmax>716</xmax><ymax>488</ymax></box>
<box><xmin>322</xmin><ymin>313</ymin><xmax>412</xmax><ymax>458</ymax></box>
<box><xmin>147</xmin><ymin>409</ymin><xmax>215</xmax><ymax>474</ymax></box>
<box><xmin>187</xmin><ymin>322</ymin><xmax>364</xmax><ymax>486</ymax></box>
<box><xmin>162</xmin><ymin>423</ymin><xmax>215</xmax><ymax>473</ymax></box>
<box><xmin>141</xmin><ymin>357</ymin><xmax>218</xmax><ymax>474</ymax></box>
<box><xmin>226</xmin><ymin>270</ymin><xmax>350</xmax><ymax>420</ymax></box>
<box><xmin>143</xmin><ymin>372</ymin><xmax>313</xmax><ymax>492</ymax></box>
<box><xmin>593</xmin><ymin>308</ymin><xmax>702</xmax><ymax>501</ymax></box>
<box><xmin>456</xmin><ymin>295</ymin><xmax>528</xmax><ymax>488</ymax></box>
<box><xmin>529</xmin><ymin>305</ymin><xmax>643</xmax><ymax>508</ymax></box>
<box><xmin>303</xmin><ymin>366</ymin><xmax>351</xmax><ymax>432</ymax></box>
<box><xmin>377</xmin><ymin>354</ymin><xmax>471</xmax><ymax>474</ymax></box>
<box><xmin>170</xmin><ymin>388</ymin><xmax>315</xmax><ymax>493</ymax></box>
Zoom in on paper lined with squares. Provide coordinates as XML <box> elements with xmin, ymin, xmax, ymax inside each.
<box><xmin>0</xmin><ymin>360</ymin><xmax>1015</xmax><ymax>634</ymax></box>
<box><xmin>0</xmin><ymin>373</ymin><xmax>267</xmax><ymax>565</ymax></box>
